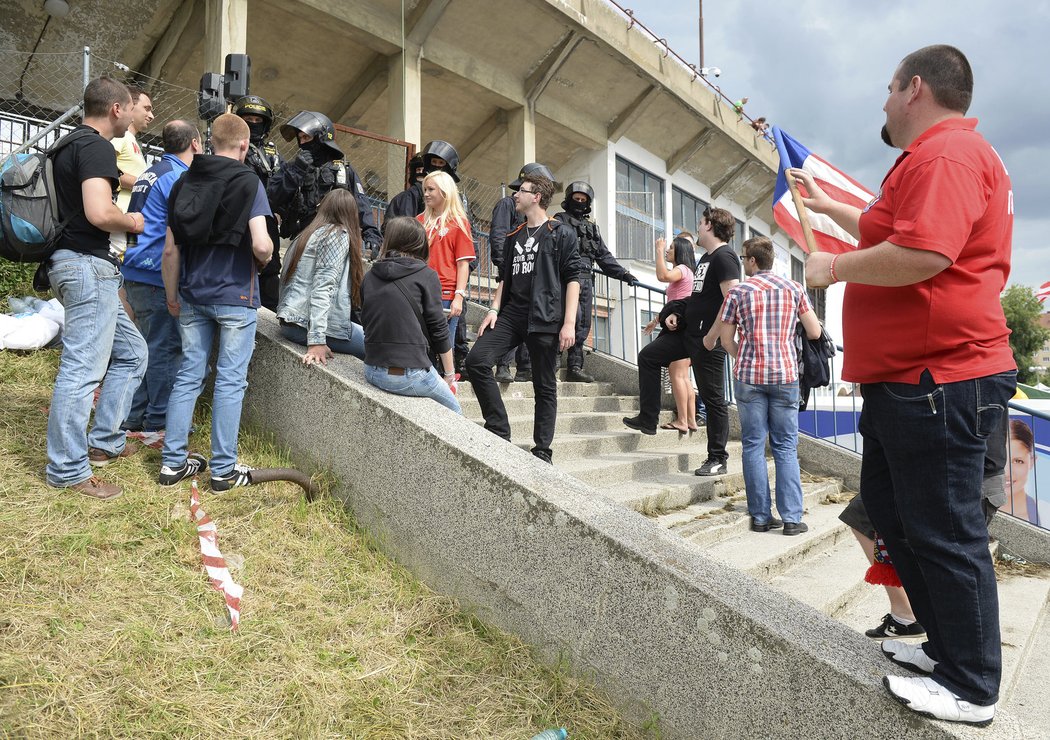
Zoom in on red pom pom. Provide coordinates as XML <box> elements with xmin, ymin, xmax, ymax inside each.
<box><xmin>865</xmin><ymin>562</ymin><xmax>902</xmax><ymax>588</ymax></box>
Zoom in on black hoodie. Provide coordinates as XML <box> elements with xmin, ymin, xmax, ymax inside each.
<box><xmin>168</xmin><ymin>154</ymin><xmax>264</xmax><ymax>307</ymax></box>
<box><xmin>360</xmin><ymin>256</ymin><xmax>450</xmax><ymax>369</ymax></box>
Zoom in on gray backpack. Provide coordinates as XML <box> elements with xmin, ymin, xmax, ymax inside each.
<box><xmin>0</xmin><ymin>128</ymin><xmax>94</xmax><ymax>263</ymax></box>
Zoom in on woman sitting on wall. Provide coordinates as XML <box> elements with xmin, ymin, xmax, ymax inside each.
<box><xmin>418</xmin><ymin>170</ymin><xmax>474</xmax><ymax>341</ymax></box>
<box><xmin>277</xmin><ymin>189</ymin><xmax>366</xmax><ymax>365</ymax></box>
<box><xmin>643</xmin><ymin>234</ymin><xmax>699</xmax><ymax>433</ymax></box>
<box><xmin>360</xmin><ymin>216</ymin><xmax>461</xmax><ymax>413</ymax></box>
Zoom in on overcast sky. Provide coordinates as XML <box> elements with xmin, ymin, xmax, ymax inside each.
<box><xmin>634</xmin><ymin>0</ymin><xmax>1048</xmax><ymax>290</ymax></box>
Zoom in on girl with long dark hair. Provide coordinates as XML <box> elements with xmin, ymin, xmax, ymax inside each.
<box><xmin>360</xmin><ymin>217</ymin><xmax>461</xmax><ymax>413</ymax></box>
<box><xmin>644</xmin><ymin>234</ymin><xmax>699</xmax><ymax>433</ymax></box>
<box><xmin>276</xmin><ymin>189</ymin><xmax>366</xmax><ymax>365</ymax></box>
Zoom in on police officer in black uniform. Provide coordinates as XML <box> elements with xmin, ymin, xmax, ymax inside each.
<box><xmin>490</xmin><ymin>162</ymin><xmax>556</xmax><ymax>383</ymax></box>
<box><xmin>385</xmin><ymin>140</ymin><xmax>461</xmax><ymax>221</ymax></box>
<box><xmin>382</xmin><ymin>152</ymin><xmax>425</xmax><ymax>226</ymax></box>
<box><xmin>554</xmin><ymin>181</ymin><xmax>637</xmax><ymax>383</ymax></box>
<box><xmin>267</xmin><ymin>110</ymin><xmax>382</xmax><ymax>256</ymax></box>
<box><xmin>233</xmin><ymin>95</ymin><xmax>284</xmax><ymax>310</ymax></box>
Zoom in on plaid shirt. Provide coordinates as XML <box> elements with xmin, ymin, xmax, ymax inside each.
<box><xmin>720</xmin><ymin>271</ymin><xmax>812</xmax><ymax>385</ymax></box>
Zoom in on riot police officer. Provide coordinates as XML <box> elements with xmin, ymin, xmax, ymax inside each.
<box><xmin>554</xmin><ymin>181</ymin><xmax>637</xmax><ymax>383</ymax></box>
<box><xmin>267</xmin><ymin>110</ymin><xmax>382</xmax><ymax>255</ymax></box>
<box><xmin>385</xmin><ymin>140</ymin><xmax>461</xmax><ymax>221</ymax></box>
<box><xmin>234</xmin><ymin>95</ymin><xmax>284</xmax><ymax>310</ymax></box>
<box><xmin>490</xmin><ymin>162</ymin><xmax>555</xmax><ymax>383</ymax></box>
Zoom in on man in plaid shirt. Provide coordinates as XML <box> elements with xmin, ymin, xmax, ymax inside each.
<box><xmin>713</xmin><ymin>236</ymin><xmax>822</xmax><ymax>535</ymax></box>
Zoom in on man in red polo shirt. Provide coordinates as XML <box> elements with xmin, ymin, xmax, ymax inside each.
<box><xmin>798</xmin><ymin>45</ymin><xmax>1015</xmax><ymax>726</ymax></box>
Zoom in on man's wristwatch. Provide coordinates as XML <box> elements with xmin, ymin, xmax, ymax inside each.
<box><xmin>454</xmin><ymin>290</ymin><xmax>466</xmax><ymax>297</ymax></box>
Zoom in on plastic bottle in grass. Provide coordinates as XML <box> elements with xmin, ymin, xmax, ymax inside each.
<box><xmin>530</xmin><ymin>730</ymin><xmax>567</xmax><ymax>740</ymax></box>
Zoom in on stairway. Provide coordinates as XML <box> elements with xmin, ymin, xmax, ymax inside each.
<box><xmin>457</xmin><ymin>371</ymin><xmax>1050</xmax><ymax>735</ymax></box>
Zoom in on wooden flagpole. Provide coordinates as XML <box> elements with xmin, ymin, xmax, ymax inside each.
<box><xmin>787</xmin><ymin>174</ymin><xmax>820</xmax><ymax>254</ymax></box>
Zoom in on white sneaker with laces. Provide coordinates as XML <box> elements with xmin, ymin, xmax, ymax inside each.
<box><xmin>883</xmin><ymin>675</ymin><xmax>995</xmax><ymax>726</ymax></box>
<box><xmin>882</xmin><ymin>639</ymin><xmax>937</xmax><ymax>674</ymax></box>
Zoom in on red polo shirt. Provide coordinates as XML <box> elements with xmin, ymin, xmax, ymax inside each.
<box><xmin>842</xmin><ymin>118</ymin><xmax>1015</xmax><ymax>384</ymax></box>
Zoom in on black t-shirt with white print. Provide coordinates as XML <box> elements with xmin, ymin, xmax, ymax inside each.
<box><xmin>504</xmin><ymin>223</ymin><xmax>543</xmax><ymax>310</ymax></box>
<box><xmin>684</xmin><ymin>243</ymin><xmax>741</xmax><ymax>338</ymax></box>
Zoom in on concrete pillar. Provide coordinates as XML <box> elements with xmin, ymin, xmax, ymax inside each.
<box><xmin>387</xmin><ymin>49</ymin><xmax>422</xmax><ymax>199</ymax></box>
<box><xmin>506</xmin><ymin>104</ymin><xmax>536</xmax><ymax>184</ymax></box>
<box><xmin>204</xmin><ymin>0</ymin><xmax>247</xmax><ymax>76</ymax></box>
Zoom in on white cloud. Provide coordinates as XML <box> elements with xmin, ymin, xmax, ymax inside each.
<box><xmin>639</xmin><ymin>0</ymin><xmax>1049</xmax><ymax>287</ymax></box>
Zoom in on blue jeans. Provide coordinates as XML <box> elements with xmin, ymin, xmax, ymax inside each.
<box><xmin>124</xmin><ymin>280</ymin><xmax>182</xmax><ymax>431</ymax></box>
<box><xmin>859</xmin><ymin>369</ymin><xmax>1015</xmax><ymax>705</ymax></box>
<box><xmin>278</xmin><ymin>320</ymin><xmax>365</xmax><ymax>359</ymax></box>
<box><xmin>442</xmin><ymin>299</ymin><xmax>459</xmax><ymax>347</ymax></box>
<box><xmin>735</xmin><ymin>380</ymin><xmax>804</xmax><ymax>524</ymax></box>
<box><xmin>46</xmin><ymin>250</ymin><xmax>147</xmax><ymax>486</ymax></box>
<box><xmin>364</xmin><ymin>364</ymin><xmax>461</xmax><ymax>414</ymax></box>
<box><xmin>161</xmin><ymin>302</ymin><xmax>257</xmax><ymax>477</ymax></box>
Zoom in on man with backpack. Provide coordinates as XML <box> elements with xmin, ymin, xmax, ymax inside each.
<box><xmin>44</xmin><ymin>76</ymin><xmax>147</xmax><ymax>500</ymax></box>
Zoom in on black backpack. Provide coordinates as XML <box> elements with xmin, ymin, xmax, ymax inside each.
<box><xmin>0</xmin><ymin>128</ymin><xmax>94</xmax><ymax>263</ymax></box>
<box><xmin>796</xmin><ymin>322</ymin><xmax>836</xmax><ymax>411</ymax></box>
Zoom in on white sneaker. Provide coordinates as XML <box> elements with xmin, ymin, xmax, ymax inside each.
<box><xmin>882</xmin><ymin>639</ymin><xmax>937</xmax><ymax>674</ymax></box>
<box><xmin>884</xmin><ymin>675</ymin><xmax>995</xmax><ymax>726</ymax></box>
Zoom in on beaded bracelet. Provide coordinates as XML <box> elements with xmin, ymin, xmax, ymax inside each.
<box><xmin>829</xmin><ymin>254</ymin><xmax>841</xmax><ymax>284</ymax></box>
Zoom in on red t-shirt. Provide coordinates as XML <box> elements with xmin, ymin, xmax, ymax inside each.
<box><xmin>418</xmin><ymin>214</ymin><xmax>475</xmax><ymax>300</ymax></box>
<box><xmin>842</xmin><ymin>118</ymin><xmax>1015</xmax><ymax>384</ymax></box>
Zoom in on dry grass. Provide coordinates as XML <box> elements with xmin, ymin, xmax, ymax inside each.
<box><xmin>0</xmin><ymin>350</ymin><xmax>647</xmax><ymax>739</ymax></box>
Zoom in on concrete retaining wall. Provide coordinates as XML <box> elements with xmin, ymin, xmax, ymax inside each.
<box><xmin>245</xmin><ymin>314</ymin><xmax>1019</xmax><ymax>739</ymax></box>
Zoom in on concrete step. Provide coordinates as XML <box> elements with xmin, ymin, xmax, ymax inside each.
<box><xmin>602</xmin><ymin>459</ymin><xmax>747</xmax><ymax>515</ymax></box>
<box><xmin>457</xmin><ymin>378</ymin><xmax>618</xmax><ymax>399</ymax></box>
<box><xmin>700</xmin><ymin>500</ymin><xmax>853</xmax><ymax>581</ymax></box>
<box><xmin>493</xmin><ymin>411</ymin><xmax>665</xmax><ymax>438</ymax></box>
<box><xmin>1004</xmin><ymin>580</ymin><xmax>1050</xmax><ymax>736</ymax></box>
<box><xmin>556</xmin><ymin>441</ymin><xmax>743</xmax><ymax>489</ymax></box>
<box><xmin>656</xmin><ymin>480</ymin><xmax>840</xmax><ymax>547</ymax></box>
<box><xmin>459</xmin><ymin>392</ymin><xmax>638</xmax><ymax>418</ymax></box>
<box><xmin>767</xmin><ymin>527</ymin><xmax>871</xmax><ymax>618</ymax></box>
<box><xmin>520</xmin><ymin>427</ymin><xmax>708</xmax><ymax>464</ymax></box>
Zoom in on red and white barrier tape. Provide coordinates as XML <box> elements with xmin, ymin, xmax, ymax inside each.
<box><xmin>189</xmin><ymin>481</ymin><xmax>242</xmax><ymax>630</ymax></box>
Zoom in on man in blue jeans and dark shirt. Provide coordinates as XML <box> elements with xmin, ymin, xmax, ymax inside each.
<box><xmin>159</xmin><ymin>113</ymin><xmax>273</xmax><ymax>491</ymax></box>
<box><xmin>122</xmin><ymin>120</ymin><xmax>202</xmax><ymax>445</ymax></box>
<box><xmin>45</xmin><ymin>76</ymin><xmax>146</xmax><ymax>500</ymax></box>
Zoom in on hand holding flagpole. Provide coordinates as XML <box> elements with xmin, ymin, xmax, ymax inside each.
<box><xmin>786</xmin><ymin>172</ymin><xmax>820</xmax><ymax>254</ymax></box>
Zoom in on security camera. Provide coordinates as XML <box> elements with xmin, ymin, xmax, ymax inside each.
<box><xmin>699</xmin><ymin>67</ymin><xmax>721</xmax><ymax>78</ymax></box>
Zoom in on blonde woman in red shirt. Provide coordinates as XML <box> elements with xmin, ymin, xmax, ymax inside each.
<box><xmin>417</xmin><ymin>170</ymin><xmax>475</xmax><ymax>340</ymax></box>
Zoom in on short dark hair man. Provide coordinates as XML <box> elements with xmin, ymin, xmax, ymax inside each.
<box><xmin>160</xmin><ymin>113</ymin><xmax>273</xmax><ymax>491</ymax></box>
<box><xmin>624</xmin><ymin>206</ymin><xmax>740</xmax><ymax>476</ymax></box>
<box><xmin>799</xmin><ymin>44</ymin><xmax>1015</xmax><ymax>725</ymax></box>
<box><xmin>121</xmin><ymin>120</ymin><xmax>203</xmax><ymax>443</ymax></box>
<box><xmin>719</xmin><ymin>237</ymin><xmax>821</xmax><ymax>535</ymax></box>
<box><xmin>45</xmin><ymin>76</ymin><xmax>147</xmax><ymax>500</ymax></box>
<box><xmin>464</xmin><ymin>173</ymin><xmax>582</xmax><ymax>464</ymax></box>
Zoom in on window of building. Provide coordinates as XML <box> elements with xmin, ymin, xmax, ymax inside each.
<box><xmin>615</xmin><ymin>157</ymin><xmax>665</xmax><ymax>262</ymax></box>
<box><xmin>639</xmin><ymin>310</ymin><xmax>659</xmax><ymax>347</ymax></box>
<box><xmin>791</xmin><ymin>255</ymin><xmax>804</xmax><ymax>285</ymax></box>
<box><xmin>672</xmin><ymin>186</ymin><xmax>708</xmax><ymax>236</ymax></box>
<box><xmin>592</xmin><ymin>316</ymin><xmax>611</xmax><ymax>354</ymax></box>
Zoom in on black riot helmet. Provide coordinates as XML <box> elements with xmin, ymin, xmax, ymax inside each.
<box><xmin>420</xmin><ymin>140</ymin><xmax>460</xmax><ymax>182</ymax></box>
<box><xmin>509</xmin><ymin>162</ymin><xmax>555</xmax><ymax>191</ymax></box>
<box><xmin>233</xmin><ymin>95</ymin><xmax>274</xmax><ymax>144</ymax></box>
<box><xmin>280</xmin><ymin>111</ymin><xmax>344</xmax><ymax>161</ymax></box>
<box><xmin>562</xmin><ymin>180</ymin><xmax>594</xmax><ymax>217</ymax></box>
